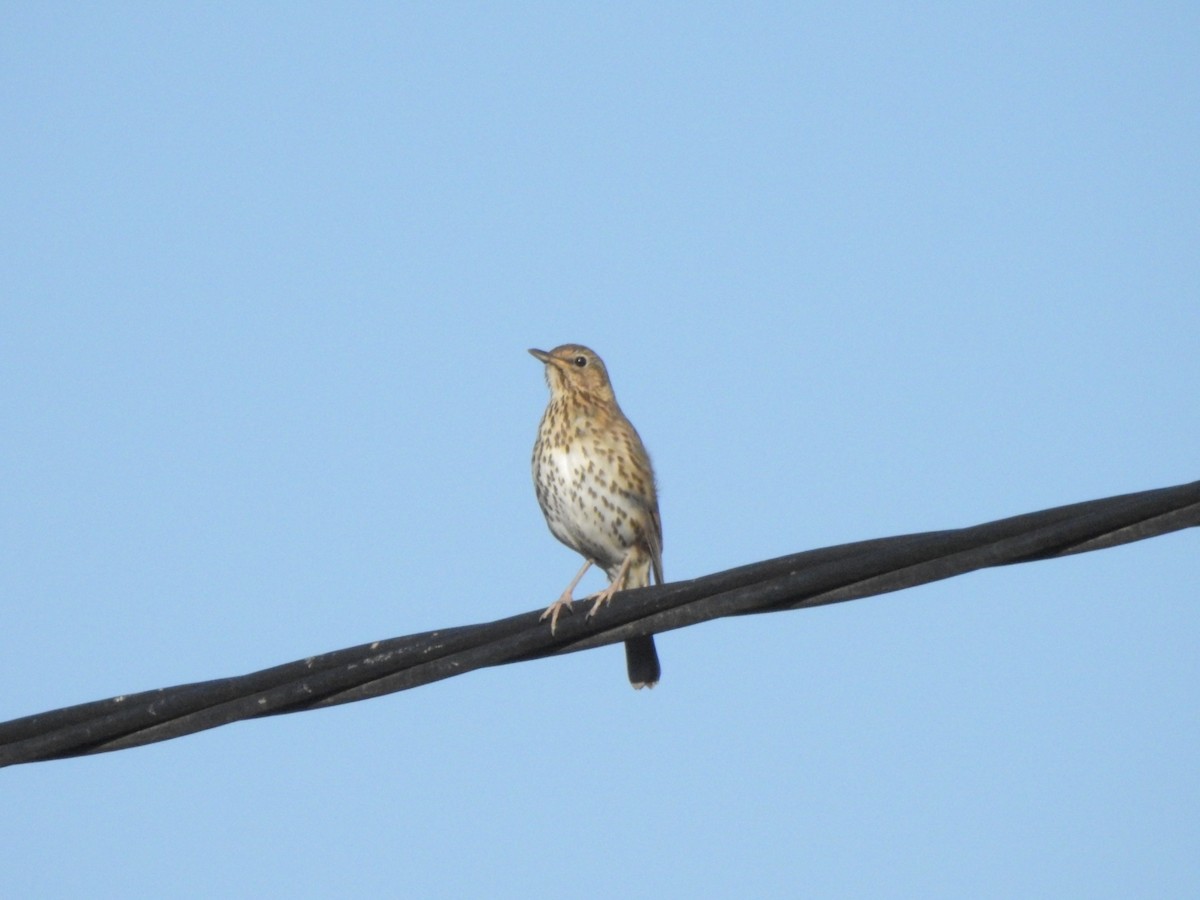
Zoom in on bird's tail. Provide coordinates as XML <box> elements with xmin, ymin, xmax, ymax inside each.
<box><xmin>623</xmin><ymin>552</ymin><xmax>660</xmax><ymax>689</ymax></box>
<box><xmin>624</xmin><ymin>635</ymin><xmax>660</xmax><ymax>689</ymax></box>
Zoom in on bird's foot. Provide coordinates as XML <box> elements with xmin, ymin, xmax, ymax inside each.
<box><xmin>539</xmin><ymin>593</ymin><xmax>576</xmax><ymax>635</ymax></box>
<box><xmin>585</xmin><ymin>553</ymin><xmax>634</xmax><ymax>620</ymax></box>
<box><xmin>584</xmin><ymin>582</ymin><xmax>621</xmax><ymax>620</ymax></box>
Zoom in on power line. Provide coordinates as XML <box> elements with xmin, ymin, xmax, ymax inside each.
<box><xmin>2</xmin><ymin>479</ymin><xmax>1196</xmax><ymax>768</ymax></box>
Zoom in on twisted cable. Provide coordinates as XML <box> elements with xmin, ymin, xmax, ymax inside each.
<box><xmin>2</xmin><ymin>479</ymin><xmax>1196</xmax><ymax>767</ymax></box>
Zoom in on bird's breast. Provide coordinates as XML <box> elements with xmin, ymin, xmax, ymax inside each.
<box><xmin>532</xmin><ymin>425</ymin><xmax>653</xmax><ymax>574</ymax></box>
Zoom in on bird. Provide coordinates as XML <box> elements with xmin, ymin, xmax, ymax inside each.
<box><xmin>529</xmin><ymin>344</ymin><xmax>663</xmax><ymax>689</ymax></box>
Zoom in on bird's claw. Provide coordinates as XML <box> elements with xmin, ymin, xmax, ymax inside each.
<box><xmin>584</xmin><ymin>586</ymin><xmax>618</xmax><ymax>620</ymax></box>
<box><xmin>539</xmin><ymin>596</ymin><xmax>575</xmax><ymax>635</ymax></box>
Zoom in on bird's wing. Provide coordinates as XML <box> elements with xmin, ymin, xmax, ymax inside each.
<box><xmin>645</xmin><ymin>501</ymin><xmax>664</xmax><ymax>586</ymax></box>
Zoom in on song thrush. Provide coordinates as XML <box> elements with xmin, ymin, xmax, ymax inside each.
<box><xmin>529</xmin><ymin>344</ymin><xmax>663</xmax><ymax>689</ymax></box>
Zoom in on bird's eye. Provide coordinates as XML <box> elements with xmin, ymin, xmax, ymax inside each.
<box><xmin>573</xmin><ymin>356</ymin><xmax>588</xmax><ymax>367</ymax></box>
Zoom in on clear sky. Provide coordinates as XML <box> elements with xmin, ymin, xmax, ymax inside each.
<box><xmin>3</xmin><ymin>4</ymin><xmax>1197</xmax><ymax>897</ymax></box>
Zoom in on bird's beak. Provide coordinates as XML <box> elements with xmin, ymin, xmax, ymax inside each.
<box><xmin>528</xmin><ymin>348</ymin><xmax>553</xmax><ymax>364</ymax></box>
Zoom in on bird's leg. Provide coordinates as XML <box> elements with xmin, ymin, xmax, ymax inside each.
<box><xmin>585</xmin><ymin>551</ymin><xmax>634</xmax><ymax>620</ymax></box>
<box><xmin>540</xmin><ymin>558</ymin><xmax>593</xmax><ymax>634</ymax></box>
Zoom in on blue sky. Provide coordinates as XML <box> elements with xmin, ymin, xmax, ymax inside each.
<box><xmin>3</xmin><ymin>4</ymin><xmax>1197</xmax><ymax>897</ymax></box>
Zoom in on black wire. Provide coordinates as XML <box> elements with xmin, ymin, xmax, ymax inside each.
<box><xmin>2</xmin><ymin>479</ymin><xmax>1196</xmax><ymax>767</ymax></box>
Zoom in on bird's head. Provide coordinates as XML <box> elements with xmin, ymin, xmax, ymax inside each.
<box><xmin>528</xmin><ymin>344</ymin><xmax>616</xmax><ymax>401</ymax></box>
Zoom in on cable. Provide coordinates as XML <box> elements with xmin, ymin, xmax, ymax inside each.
<box><xmin>1</xmin><ymin>479</ymin><xmax>1196</xmax><ymax>767</ymax></box>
